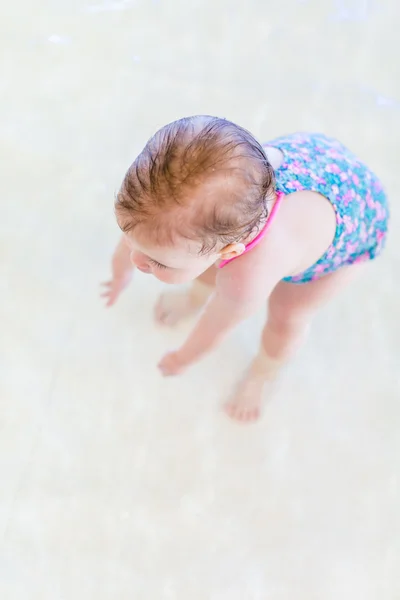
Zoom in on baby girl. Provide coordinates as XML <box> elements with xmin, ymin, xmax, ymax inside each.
<box><xmin>102</xmin><ymin>116</ymin><xmax>389</xmax><ymax>422</ymax></box>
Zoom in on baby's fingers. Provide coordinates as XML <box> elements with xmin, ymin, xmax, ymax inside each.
<box><xmin>100</xmin><ymin>282</ymin><xmax>117</xmax><ymax>307</ymax></box>
<box><xmin>103</xmin><ymin>292</ymin><xmax>117</xmax><ymax>307</ymax></box>
<box><xmin>100</xmin><ymin>282</ymin><xmax>112</xmax><ymax>298</ymax></box>
<box><xmin>105</xmin><ymin>295</ymin><xmax>117</xmax><ymax>307</ymax></box>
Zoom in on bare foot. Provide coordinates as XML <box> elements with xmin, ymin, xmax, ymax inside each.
<box><xmin>224</xmin><ymin>353</ymin><xmax>281</xmax><ymax>423</ymax></box>
<box><xmin>154</xmin><ymin>283</ymin><xmax>212</xmax><ymax>326</ymax></box>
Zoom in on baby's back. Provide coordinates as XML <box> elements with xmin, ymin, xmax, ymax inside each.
<box><xmin>267</xmin><ymin>131</ymin><xmax>383</xmax><ymax>200</ymax></box>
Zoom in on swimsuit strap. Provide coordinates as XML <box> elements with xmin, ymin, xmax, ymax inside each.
<box><xmin>218</xmin><ymin>190</ymin><xmax>285</xmax><ymax>269</ymax></box>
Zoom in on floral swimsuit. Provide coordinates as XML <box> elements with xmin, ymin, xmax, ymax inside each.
<box><xmin>271</xmin><ymin>132</ymin><xmax>389</xmax><ymax>283</ymax></box>
<box><xmin>219</xmin><ymin>132</ymin><xmax>389</xmax><ymax>283</ymax></box>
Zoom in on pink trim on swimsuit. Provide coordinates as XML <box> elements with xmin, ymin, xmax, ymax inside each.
<box><xmin>218</xmin><ymin>190</ymin><xmax>285</xmax><ymax>268</ymax></box>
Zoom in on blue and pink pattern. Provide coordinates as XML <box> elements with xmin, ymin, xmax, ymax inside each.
<box><xmin>266</xmin><ymin>132</ymin><xmax>389</xmax><ymax>283</ymax></box>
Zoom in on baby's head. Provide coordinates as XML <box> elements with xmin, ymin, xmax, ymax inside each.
<box><xmin>115</xmin><ymin>115</ymin><xmax>275</xmax><ymax>283</ymax></box>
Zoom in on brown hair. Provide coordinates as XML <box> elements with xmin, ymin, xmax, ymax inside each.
<box><xmin>115</xmin><ymin>115</ymin><xmax>276</xmax><ymax>253</ymax></box>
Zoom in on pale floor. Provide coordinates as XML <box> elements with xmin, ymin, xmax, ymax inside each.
<box><xmin>1</xmin><ymin>0</ymin><xmax>400</xmax><ymax>598</ymax></box>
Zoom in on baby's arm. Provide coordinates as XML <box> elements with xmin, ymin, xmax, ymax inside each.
<box><xmin>101</xmin><ymin>235</ymin><xmax>134</xmax><ymax>307</ymax></box>
<box><xmin>174</xmin><ymin>286</ymin><xmax>264</xmax><ymax>363</ymax></box>
<box><xmin>158</xmin><ymin>249</ymin><xmax>292</xmax><ymax>375</ymax></box>
<box><xmin>158</xmin><ymin>204</ymin><xmax>313</xmax><ymax>376</ymax></box>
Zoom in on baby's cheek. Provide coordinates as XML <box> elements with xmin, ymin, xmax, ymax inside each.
<box><xmin>154</xmin><ymin>270</ymin><xmax>181</xmax><ymax>284</ymax></box>
<box><xmin>156</xmin><ymin>269</ymin><xmax>196</xmax><ymax>285</ymax></box>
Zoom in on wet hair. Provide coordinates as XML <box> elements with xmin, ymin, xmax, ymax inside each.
<box><xmin>115</xmin><ymin>115</ymin><xmax>276</xmax><ymax>254</ymax></box>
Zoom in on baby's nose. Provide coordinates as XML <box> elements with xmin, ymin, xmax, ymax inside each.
<box><xmin>130</xmin><ymin>251</ymin><xmax>142</xmax><ymax>266</ymax></box>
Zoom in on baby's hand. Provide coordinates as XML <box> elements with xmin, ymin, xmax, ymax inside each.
<box><xmin>101</xmin><ymin>271</ymin><xmax>132</xmax><ymax>307</ymax></box>
<box><xmin>101</xmin><ymin>236</ymin><xmax>134</xmax><ymax>307</ymax></box>
<box><xmin>158</xmin><ymin>350</ymin><xmax>188</xmax><ymax>377</ymax></box>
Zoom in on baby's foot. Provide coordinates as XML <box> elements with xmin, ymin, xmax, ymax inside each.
<box><xmin>154</xmin><ymin>282</ymin><xmax>212</xmax><ymax>326</ymax></box>
<box><xmin>224</xmin><ymin>375</ymin><xmax>269</xmax><ymax>422</ymax></box>
<box><xmin>224</xmin><ymin>353</ymin><xmax>281</xmax><ymax>423</ymax></box>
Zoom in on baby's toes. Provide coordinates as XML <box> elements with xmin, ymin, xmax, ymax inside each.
<box><xmin>224</xmin><ymin>403</ymin><xmax>244</xmax><ymax>421</ymax></box>
<box><xmin>244</xmin><ymin>407</ymin><xmax>261</xmax><ymax>422</ymax></box>
<box><xmin>154</xmin><ymin>293</ymin><xmax>192</xmax><ymax>326</ymax></box>
<box><xmin>227</xmin><ymin>405</ymin><xmax>260</xmax><ymax>423</ymax></box>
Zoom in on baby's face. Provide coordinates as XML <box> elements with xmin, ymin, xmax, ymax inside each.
<box><xmin>124</xmin><ymin>230</ymin><xmax>220</xmax><ymax>284</ymax></box>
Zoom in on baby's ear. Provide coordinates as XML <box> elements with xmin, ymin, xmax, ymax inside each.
<box><xmin>219</xmin><ymin>243</ymin><xmax>246</xmax><ymax>260</ymax></box>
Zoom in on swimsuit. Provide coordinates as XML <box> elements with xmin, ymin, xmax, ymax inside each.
<box><xmin>218</xmin><ymin>132</ymin><xmax>389</xmax><ymax>283</ymax></box>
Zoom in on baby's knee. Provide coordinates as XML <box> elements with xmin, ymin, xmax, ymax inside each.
<box><xmin>261</xmin><ymin>317</ymin><xmax>310</xmax><ymax>360</ymax></box>
<box><xmin>266</xmin><ymin>306</ymin><xmax>310</xmax><ymax>337</ymax></box>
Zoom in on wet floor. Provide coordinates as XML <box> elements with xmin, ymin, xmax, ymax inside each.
<box><xmin>1</xmin><ymin>0</ymin><xmax>399</xmax><ymax>598</ymax></box>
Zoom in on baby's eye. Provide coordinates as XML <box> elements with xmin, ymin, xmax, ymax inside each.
<box><xmin>149</xmin><ymin>259</ymin><xmax>168</xmax><ymax>270</ymax></box>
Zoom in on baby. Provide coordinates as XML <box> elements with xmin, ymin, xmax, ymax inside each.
<box><xmin>102</xmin><ymin>115</ymin><xmax>389</xmax><ymax>422</ymax></box>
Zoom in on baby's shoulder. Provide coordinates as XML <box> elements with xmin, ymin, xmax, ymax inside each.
<box><xmin>217</xmin><ymin>188</ymin><xmax>337</xmax><ymax>298</ymax></box>
<box><xmin>215</xmin><ymin>212</ymin><xmax>299</xmax><ymax>302</ymax></box>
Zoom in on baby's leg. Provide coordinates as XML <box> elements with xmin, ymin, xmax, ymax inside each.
<box><xmin>225</xmin><ymin>265</ymin><xmax>364</xmax><ymax>422</ymax></box>
<box><xmin>154</xmin><ymin>266</ymin><xmax>216</xmax><ymax>326</ymax></box>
